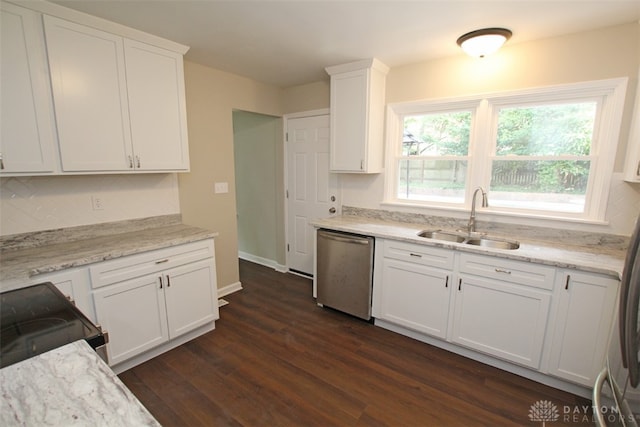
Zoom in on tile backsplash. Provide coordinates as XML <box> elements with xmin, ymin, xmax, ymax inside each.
<box><xmin>0</xmin><ymin>174</ymin><xmax>180</xmax><ymax>236</ymax></box>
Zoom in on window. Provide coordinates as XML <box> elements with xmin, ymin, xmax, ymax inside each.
<box><xmin>385</xmin><ymin>78</ymin><xmax>628</xmax><ymax>221</ymax></box>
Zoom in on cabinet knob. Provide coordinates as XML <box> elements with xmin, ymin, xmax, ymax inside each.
<box><xmin>329</xmin><ymin>207</ymin><xmax>336</xmax><ymax>214</ymax></box>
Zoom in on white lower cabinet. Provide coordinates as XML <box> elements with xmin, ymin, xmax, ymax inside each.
<box><xmin>546</xmin><ymin>270</ymin><xmax>619</xmax><ymax>386</ymax></box>
<box><xmin>372</xmin><ymin>237</ymin><xmax>619</xmax><ymax>389</ymax></box>
<box><xmin>33</xmin><ymin>267</ymin><xmax>95</xmax><ymax>322</ymax></box>
<box><xmin>90</xmin><ymin>239</ymin><xmax>218</xmax><ymax>367</ymax></box>
<box><xmin>373</xmin><ymin>240</ymin><xmax>452</xmax><ymax>338</ymax></box>
<box><xmin>94</xmin><ymin>274</ymin><xmax>170</xmax><ymax>366</ymax></box>
<box><xmin>451</xmin><ymin>274</ymin><xmax>551</xmax><ymax>369</ymax></box>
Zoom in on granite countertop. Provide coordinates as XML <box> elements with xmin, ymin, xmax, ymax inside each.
<box><xmin>312</xmin><ymin>215</ymin><xmax>626</xmax><ymax>279</ymax></box>
<box><xmin>0</xmin><ymin>215</ymin><xmax>218</xmax><ymax>286</ymax></box>
<box><xmin>0</xmin><ymin>340</ymin><xmax>160</xmax><ymax>426</ymax></box>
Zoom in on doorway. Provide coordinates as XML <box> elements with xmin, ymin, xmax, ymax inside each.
<box><xmin>232</xmin><ymin>110</ymin><xmax>285</xmax><ymax>271</ymax></box>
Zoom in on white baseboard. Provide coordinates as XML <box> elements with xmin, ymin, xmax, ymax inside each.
<box><xmin>238</xmin><ymin>251</ymin><xmax>288</xmax><ymax>273</ymax></box>
<box><xmin>218</xmin><ymin>281</ymin><xmax>243</xmax><ymax>298</ymax></box>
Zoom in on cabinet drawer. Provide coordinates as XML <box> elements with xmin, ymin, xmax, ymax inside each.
<box><xmin>383</xmin><ymin>240</ymin><xmax>454</xmax><ymax>270</ymax></box>
<box><xmin>459</xmin><ymin>253</ymin><xmax>555</xmax><ymax>290</ymax></box>
<box><xmin>90</xmin><ymin>239</ymin><xmax>214</xmax><ymax>289</ymax></box>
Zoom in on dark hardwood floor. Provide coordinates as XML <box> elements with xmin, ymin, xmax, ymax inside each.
<box><xmin>119</xmin><ymin>259</ymin><xmax>594</xmax><ymax>426</ymax></box>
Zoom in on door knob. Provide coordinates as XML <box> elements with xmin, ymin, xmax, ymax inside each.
<box><xmin>329</xmin><ymin>207</ymin><xmax>336</xmax><ymax>214</ymax></box>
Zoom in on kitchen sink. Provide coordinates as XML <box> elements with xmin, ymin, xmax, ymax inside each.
<box><xmin>464</xmin><ymin>238</ymin><xmax>520</xmax><ymax>250</ymax></box>
<box><xmin>417</xmin><ymin>230</ymin><xmax>520</xmax><ymax>250</ymax></box>
<box><xmin>416</xmin><ymin>230</ymin><xmax>466</xmax><ymax>243</ymax></box>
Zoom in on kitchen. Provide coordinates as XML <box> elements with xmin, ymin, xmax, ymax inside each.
<box><xmin>1</xmin><ymin>0</ymin><xmax>640</xmax><ymax>425</ymax></box>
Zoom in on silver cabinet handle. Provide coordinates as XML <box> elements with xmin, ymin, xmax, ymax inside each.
<box><xmin>166</xmin><ymin>274</ymin><xmax>171</xmax><ymax>287</ymax></box>
<box><xmin>155</xmin><ymin>259</ymin><xmax>169</xmax><ymax>264</ymax></box>
<box><xmin>637</xmin><ymin>160</ymin><xmax>640</xmax><ymax>177</ymax></box>
<box><xmin>495</xmin><ymin>268</ymin><xmax>511</xmax><ymax>274</ymax></box>
<box><xmin>409</xmin><ymin>253</ymin><xmax>422</xmax><ymax>258</ymax></box>
<box><xmin>0</xmin><ymin>153</ymin><xmax>4</xmax><ymax>170</ymax></box>
<box><xmin>445</xmin><ymin>276</ymin><xmax>449</xmax><ymax>288</ymax></box>
<box><xmin>565</xmin><ymin>274</ymin><xmax>571</xmax><ymax>290</ymax></box>
<box><xmin>128</xmin><ymin>155</ymin><xmax>134</xmax><ymax>168</ymax></box>
<box><xmin>158</xmin><ymin>276</ymin><xmax>163</xmax><ymax>289</ymax></box>
<box><xmin>136</xmin><ymin>155</ymin><xmax>141</xmax><ymax>168</ymax></box>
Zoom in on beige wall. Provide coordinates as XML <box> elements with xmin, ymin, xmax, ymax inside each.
<box><xmin>179</xmin><ymin>61</ymin><xmax>283</xmax><ymax>291</ymax></box>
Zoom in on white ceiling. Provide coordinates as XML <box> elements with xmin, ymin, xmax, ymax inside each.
<box><xmin>51</xmin><ymin>0</ymin><xmax>640</xmax><ymax>88</ymax></box>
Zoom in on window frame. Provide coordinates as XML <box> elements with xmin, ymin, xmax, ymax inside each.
<box><xmin>384</xmin><ymin>78</ymin><xmax>628</xmax><ymax>223</ymax></box>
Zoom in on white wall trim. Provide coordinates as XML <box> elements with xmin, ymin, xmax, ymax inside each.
<box><xmin>238</xmin><ymin>251</ymin><xmax>288</xmax><ymax>273</ymax></box>
<box><xmin>283</xmin><ymin>108</ymin><xmax>329</xmax><ymax>120</ymax></box>
<box><xmin>217</xmin><ymin>280</ymin><xmax>243</xmax><ymax>298</ymax></box>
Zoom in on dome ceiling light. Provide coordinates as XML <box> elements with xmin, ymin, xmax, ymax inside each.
<box><xmin>456</xmin><ymin>28</ymin><xmax>513</xmax><ymax>58</ymax></box>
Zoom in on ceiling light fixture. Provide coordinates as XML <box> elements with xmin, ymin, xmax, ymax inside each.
<box><xmin>457</xmin><ymin>28</ymin><xmax>512</xmax><ymax>58</ymax></box>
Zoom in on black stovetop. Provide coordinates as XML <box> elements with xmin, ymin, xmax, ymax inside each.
<box><xmin>0</xmin><ymin>282</ymin><xmax>106</xmax><ymax>368</ymax></box>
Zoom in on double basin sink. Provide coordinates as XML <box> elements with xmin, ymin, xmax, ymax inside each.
<box><xmin>417</xmin><ymin>230</ymin><xmax>520</xmax><ymax>250</ymax></box>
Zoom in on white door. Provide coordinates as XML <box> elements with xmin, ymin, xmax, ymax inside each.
<box><xmin>286</xmin><ymin>115</ymin><xmax>338</xmax><ymax>275</ymax></box>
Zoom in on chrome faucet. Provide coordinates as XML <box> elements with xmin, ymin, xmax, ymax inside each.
<box><xmin>468</xmin><ymin>187</ymin><xmax>488</xmax><ymax>235</ymax></box>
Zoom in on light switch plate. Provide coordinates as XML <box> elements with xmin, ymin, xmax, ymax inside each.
<box><xmin>214</xmin><ymin>182</ymin><xmax>229</xmax><ymax>194</ymax></box>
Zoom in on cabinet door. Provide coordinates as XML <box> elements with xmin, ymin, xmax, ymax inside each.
<box><xmin>164</xmin><ymin>259</ymin><xmax>218</xmax><ymax>339</ymax></box>
<box><xmin>547</xmin><ymin>271</ymin><xmax>619</xmax><ymax>386</ymax></box>
<box><xmin>124</xmin><ymin>40</ymin><xmax>189</xmax><ymax>171</ymax></box>
<box><xmin>451</xmin><ymin>275</ymin><xmax>551</xmax><ymax>369</ymax></box>
<box><xmin>329</xmin><ymin>69</ymin><xmax>368</xmax><ymax>172</ymax></box>
<box><xmin>43</xmin><ymin>16</ymin><xmax>133</xmax><ymax>172</ymax></box>
<box><xmin>378</xmin><ymin>258</ymin><xmax>451</xmax><ymax>338</ymax></box>
<box><xmin>93</xmin><ymin>274</ymin><xmax>169</xmax><ymax>366</ymax></box>
<box><xmin>0</xmin><ymin>3</ymin><xmax>56</xmax><ymax>174</ymax></box>
<box><xmin>34</xmin><ymin>267</ymin><xmax>95</xmax><ymax>322</ymax></box>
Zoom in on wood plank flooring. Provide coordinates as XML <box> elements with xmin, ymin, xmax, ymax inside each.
<box><xmin>119</xmin><ymin>259</ymin><xmax>595</xmax><ymax>426</ymax></box>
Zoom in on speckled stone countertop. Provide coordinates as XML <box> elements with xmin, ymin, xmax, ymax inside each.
<box><xmin>0</xmin><ymin>340</ymin><xmax>160</xmax><ymax>426</ymax></box>
<box><xmin>0</xmin><ymin>215</ymin><xmax>218</xmax><ymax>287</ymax></box>
<box><xmin>312</xmin><ymin>214</ymin><xmax>626</xmax><ymax>279</ymax></box>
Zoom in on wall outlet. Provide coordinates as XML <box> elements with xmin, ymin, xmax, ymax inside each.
<box><xmin>91</xmin><ymin>196</ymin><xmax>104</xmax><ymax>210</ymax></box>
<box><xmin>214</xmin><ymin>182</ymin><xmax>229</xmax><ymax>194</ymax></box>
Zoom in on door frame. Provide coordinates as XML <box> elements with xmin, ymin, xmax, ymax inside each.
<box><xmin>283</xmin><ymin>108</ymin><xmax>339</xmax><ymax>277</ymax></box>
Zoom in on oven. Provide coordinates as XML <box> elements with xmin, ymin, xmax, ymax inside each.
<box><xmin>0</xmin><ymin>282</ymin><xmax>107</xmax><ymax>368</ymax></box>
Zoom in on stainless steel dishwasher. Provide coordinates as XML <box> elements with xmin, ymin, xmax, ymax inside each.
<box><xmin>316</xmin><ymin>229</ymin><xmax>374</xmax><ymax>320</ymax></box>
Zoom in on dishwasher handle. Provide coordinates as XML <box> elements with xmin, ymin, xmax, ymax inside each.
<box><xmin>319</xmin><ymin>230</ymin><xmax>371</xmax><ymax>245</ymax></box>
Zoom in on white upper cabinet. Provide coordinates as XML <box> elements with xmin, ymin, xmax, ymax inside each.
<box><xmin>124</xmin><ymin>40</ymin><xmax>189</xmax><ymax>171</ymax></box>
<box><xmin>44</xmin><ymin>15</ymin><xmax>133</xmax><ymax>172</ymax></box>
<box><xmin>326</xmin><ymin>58</ymin><xmax>388</xmax><ymax>173</ymax></box>
<box><xmin>1</xmin><ymin>0</ymin><xmax>190</xmax><ymax>175</ymax></box>
<box><xmin>0</xmin><ymin>2</ymin><xmax>57</xmax><ymax>175</ymax></box>
<box><xmin>44</xmin><ymin>16</ymin><xmax>190</xmax><ymax>173</ymax></box>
